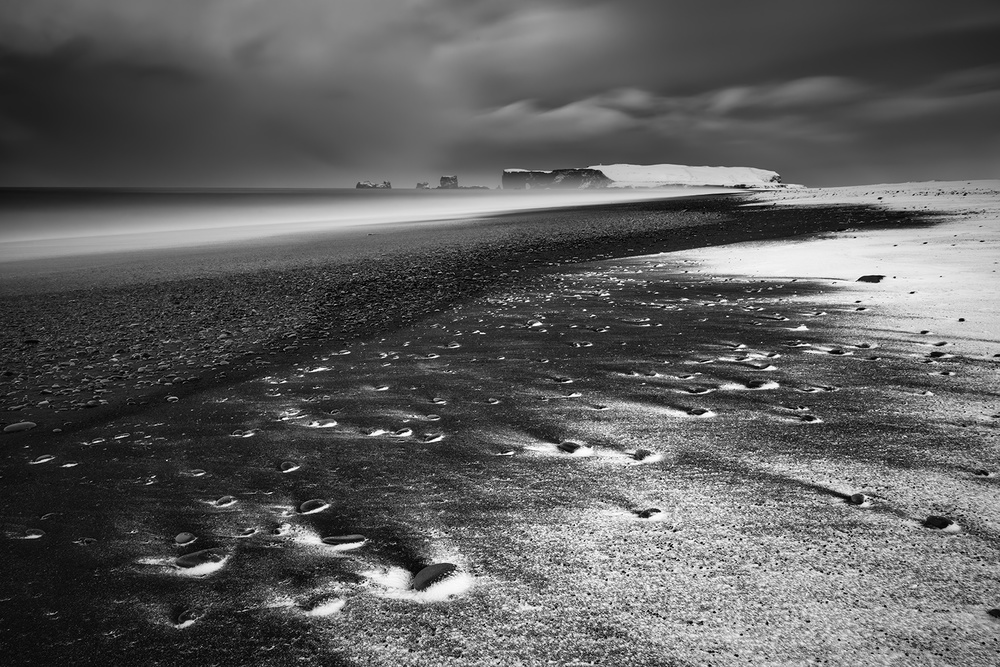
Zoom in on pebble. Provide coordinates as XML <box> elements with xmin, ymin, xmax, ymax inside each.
<box><xmin>298</xmin><ymin>499</ymin><xmax>329</xmax><ymax>514</ymax></box>
<box><xmin>411</xmin><ymin>563</ymin><xmax>458</xmax><ymax>591</ymax></box>
<box><xmin>321</xmin><ymin>534</ymin><xmax>367</xmax><ymax>550</ymax></box>
<box><xmin>923</xmin><ymin>515</ymin><xmax>954</xmax><ymax>530</ymax></box>
<box><xmin>3</xmin><ymin>421</ymin><xmax>37</xmax><ymax>433</ymax></box>
<box><xmin>174</xmin><ymin>608</ymin><xmax>202</xmax><ymax>628</ymax></box>
<box><xmin>557</xmin><ymin>440</ymin><xmax>591</xmax><ymax>455</ymax></box>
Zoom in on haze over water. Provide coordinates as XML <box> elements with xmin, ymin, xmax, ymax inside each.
<box><xmin>0</xmin><ymin>187</ymin><xmax>720</xmax><ymax>263</ymax></box>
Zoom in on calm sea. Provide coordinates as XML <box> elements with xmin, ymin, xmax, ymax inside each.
<box><xmin>0</xmin><ymin>187</ymin><xmax>718</xmax><ymax>262</ymax></box>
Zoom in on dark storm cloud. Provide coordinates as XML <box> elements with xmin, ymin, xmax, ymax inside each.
<box><xmin>1</xmin><ymin>0</ymin><xmax>998</xmax><ymax>187</ymax></box>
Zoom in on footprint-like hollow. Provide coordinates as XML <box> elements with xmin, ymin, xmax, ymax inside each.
<box><xmin>847</xmin><ymin>493</ymin><xmax>873</xmax><ymax>507</ymax></box>
<box><xmin>411</xmin><ymin>563</ymin><xmax>459</xmax><ymax>591</ymax></box>
<box><xmin>631</xmin><ymin>449</ymin><xmax>663</xmax><ymax>463</ymax></box>
<box><xmin>174</xmin><ymin>548</ymin><xmax>229</xmax><ymax>576</ymax></box>
<box><xmin>923</xmin><ymin>515</ymin><xmax>959</xmax><ymax>531</ymax></box>
<box><xmin>720</xmin><ymin>379</ymin><xmax>779</xmax><ymax>391</ymax></box>
<box><xmin>173</xmin><ymin>607</ymin><xmax>202</xmax><ymax>628</ymax></box>
<box><xmin>298</xmin><ymin>499</ymin><xmax>330</xmax><ymax>515</ymax></box>
<box><xmin>302</xmin><ymin>597</ymin><xmax>346</xmax><ymax>617</ymax></box>
<box><xmin>557</xmin><ymin>440</ymin><xmax>593</xmax><ymax>456</ymax></box>
<box><xmin>321</xmin><ymin>534</ymin><xmax>367</xmax><ymax>551</ymax></box>
<box><xmin>304</xmin><ymin>419</ymin><xmax>338</xmax><ymax>428</ymax></box>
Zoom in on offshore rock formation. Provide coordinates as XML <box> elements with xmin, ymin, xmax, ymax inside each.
<box><xmin>501</xmin><ymin>168</ymin><xmax>612</xmax><ymax>190</ymax></box>
<box><xmin>356</xmin><ymin>180</ymin><xmax>392</xmax><ymax>189</ymax></box>
<box><xmin>502</xmin><ymin>163</ymin><xmax>787</xmax><ymax>190</ymax></box>
<box><xmin>589</xmin><ymin>163</ymin><xmax>784</xmax><ymax>189</ymax></box>
<box><xmin>415</xmin><ymin>182</ymin><xmax>429</xmax><ymax>189</ymax></box>
<box><xmin>439</xmin><ymin>175</ymin><xmax>459</xmax><ymax>189</ymax></box>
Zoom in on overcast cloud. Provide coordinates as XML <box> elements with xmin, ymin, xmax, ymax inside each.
<box><xmin>1</xmin><ymin>0</ymin><xmax>998</xmax><ymax>187</ymax></box>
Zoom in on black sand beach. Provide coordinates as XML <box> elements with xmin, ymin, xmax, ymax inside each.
<box><xmin>0</xmin><ymin>195</ymin><xmax>923</xmax><ymax>434</ymax></box>
<box><xmin>3</xmin><ymin>190</ymin><xmax>998</xmax><ymax>666</ymax></box>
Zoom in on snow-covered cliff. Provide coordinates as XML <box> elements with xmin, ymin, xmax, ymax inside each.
<box><xmin>588</xmin><ymin>163</ymin><xmax>783</xmax><ymax>189</ymax></box>
<box><xmin>501</xmin><ymin>163</ymin><xmax>788</xmax><ymax>189</ymax></box>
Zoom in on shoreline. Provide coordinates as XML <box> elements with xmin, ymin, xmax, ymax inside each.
<box><xmin>0</xmin><ymin>193</ymin><xmax>925</xmax><ymax>438</ymax></box>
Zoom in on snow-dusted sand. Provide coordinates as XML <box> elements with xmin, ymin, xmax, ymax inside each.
<box><xmin>1</xmin><ymin>183</ymin><xmax>997</xmax><ymax>665</ymax></box>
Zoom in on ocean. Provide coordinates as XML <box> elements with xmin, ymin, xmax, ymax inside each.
<box><xmin>0</xmin><ymin>187</ymin><xmax>718</xmax><ymax>262</ymax></box>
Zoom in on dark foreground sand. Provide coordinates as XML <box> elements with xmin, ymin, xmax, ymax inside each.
<box><xmin>1</xmin><ymin>189</ymin><xmax>998</xmax><ymax>666</ymax></box>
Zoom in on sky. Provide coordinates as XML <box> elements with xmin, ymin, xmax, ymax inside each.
<box><xmin>1</xmin><ymin>0</ymin><xmax>999</xmax><ymax>188</ymax></box>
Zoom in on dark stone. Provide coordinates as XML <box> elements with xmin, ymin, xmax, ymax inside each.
<box><xmin>439</xmin><ymin>175</ymin><xmax>458</xmax><ymax>189</ymax></box>
<box><xmin>637</xmin><ymin>508</ymin><xmax>662</xmax><ymax>519</ymax></box>
<box><xmin>415</xmin><ymin>182</ymin><xmax>429</xmax><ymax>189</ymax></box>
<box><xmin>298</xmin><ymin>498</ymin><xmax>329</xmax><ymax>514</ymax></box>
<box><xmin>502</xmin><ymin>168</ymin><xmax>612</xmax><ymax>190</ymax></box>
<box><xmin>321</xmin><ymin>534</ymin><xmax>366</xmax><ymax>548</ymax></box>
<box><xmin>356</xmin><ymin>180</ymin><xmax>392</xmax><ymax>189</ymax></box>
<box><xmin>988</xmin><ymin>608</ymin><xmax>1000</xmax><ymax>618</ymax></box>
<box><xmin>557</xmin><ymin>440</ymin><xmax>587</xmax><ymax>454</ymax></box>
<box><xmin>2</xmin><ymin>421</ymin><xmax>37</xmax><ymax>433</ymax></box>
<box><xmin>411</xmin><ymin>563</ymin><xmax>458</xmax><ymax>591</ymax></box>
<box><xmin>923</xmin><ymin>515</ymin><xmax>954</xmax><ymax>529</ymax></box>
<box><xmin>856</xmin><ymin>275</ymin><xmax>885</xmax><ymax>283</ymax></box>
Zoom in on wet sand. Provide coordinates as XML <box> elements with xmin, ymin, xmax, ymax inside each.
<box><xmin>1</xmin><ymin>185</ymin><xmax>998</xmax><ymax>665</ymax></box>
